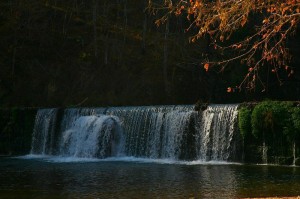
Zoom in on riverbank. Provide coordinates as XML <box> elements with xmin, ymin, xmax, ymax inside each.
<box><xmin>243</xmin><ymin>197</ymin><xmax>300</xmax><ymax>199</ymax></box>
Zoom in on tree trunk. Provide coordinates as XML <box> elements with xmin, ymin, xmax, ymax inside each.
<box><xmin>141</xmin><ymin>0</ymin><xmax>147</xmax><ymax>54</ymax></box>
<box><xmin>293</xmin><ymin>141</ymin><xmax>296</xmax><ymax>166</ymax></box>
<box><xmin>142</xmin><ymin>10</ymin><xmax>147</xmax><ymax>53</ymax></box>
<box><xmin>163</xmin><ymin>20</ymin><xmax>170</xmax><ymax>97</ymax></box>
<box><xmin>101</xmin><ymin>1</ymin><xmax>109</xmax><ymax>66</ymax></box>
<box><xmin>123</xmin><ymin>0</ymin><xmax>128</xmax><ymax>43</ymax></box>
<box><xmin>11</xmin><ymin>47</ymin><xmax>16</xmax><ymax>79</ymax></box>
<box><xmin>104</xmin><ymin>33</ymin><xmax>109</xmax><ymax>66</ymax></box>
<box><xmin>93</xmin><ymin>0</ymin><xmax>99</xmax><ymax>66</ymax></box>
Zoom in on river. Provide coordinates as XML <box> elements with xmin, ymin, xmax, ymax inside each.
<box><xmin>0</xmin><ymin>157</ymin><xmax>300</xmax><ymax>198</ymax></box>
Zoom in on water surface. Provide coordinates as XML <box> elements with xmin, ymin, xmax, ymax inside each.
<box><xmin>0</xmin><ymin>157</ymin><xmax>300</xmax><ymax>199</ymax></box>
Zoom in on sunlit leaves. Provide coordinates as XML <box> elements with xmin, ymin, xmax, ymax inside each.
<box><xmin>241</xmin><ymin>16</ymin><xmax>247</xmax><ymax>27</ymax></box>
<box><xmin>227</xmin><ymin>87</ymin><xmax>232</xmax><ymax>93</ymax></box>
<box><xmin>149</xmin><ymin>0</ymin><xmax>300</xmax><ymax>92</ymax></box>
<box><xmin>203</xmin><ymin>63</ymin><xmax>210</xmax><ymax>72</ymax></box>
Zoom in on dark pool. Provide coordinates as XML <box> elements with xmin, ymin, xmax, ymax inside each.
<box><xmin>0</xmin><ymin>157</ymin><xmax>300</xmax><ymax>199</ymax></box>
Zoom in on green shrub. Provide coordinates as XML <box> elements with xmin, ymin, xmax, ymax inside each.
<box><xmin>291</xmin><ymin>107</ymin><xmax>300</xmax><ymax>143</ymax></box>
<box><xmin>250</xmin><ymin>101</ymin><xmax>297</xmax><ymax>160</ymax></box>
<box><xmin>238</xmin><ymin>107</ymin><xmax>252</xmax><ymax>139</ymax></box>
<box><xmin>251</xmin><ymin>101</ymin><xmax>292</xmax><ymax>139</ymax></box>
<box><xmin>292</xmin><ymin>107</ymin><xmax>300</xmax><ymax>131</ymax></box>
<box><xmin>251</xmin><ymin>101</ymin><xmax>272</xmax><ymax>138</ymax></box>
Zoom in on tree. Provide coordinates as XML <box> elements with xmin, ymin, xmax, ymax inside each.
<box><xmin>149</xmin><ymin>0</ymin><xmax>300</xmax><ymax>91</ymax></box>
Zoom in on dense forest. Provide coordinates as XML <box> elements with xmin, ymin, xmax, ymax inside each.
<box><xmin>1</xmin><ymin>1</ymin><xmax>300</xmax><ymax>107</ymax></box>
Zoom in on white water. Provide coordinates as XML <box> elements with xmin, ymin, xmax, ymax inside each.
<box><xmin>59</xmin><ymin>108</ymin><xmax>106</xmax><ymax>133</ymax></box>
<box><xmin>196</xmin><ymin>105</ymin><xmax>239</xmax><ymax>161</ymax></box>
<box><xmin>31</xmin><ymin>109</ymin><xmax>58</xmax><ymax>155</ymax></box>
<box><xmin>147</xmin><ymin>109</ymin><xmax>193</xmax><ymax>159</ymax></box>
<box><xmin>262</xmin><ymin>141</ymin><xmax>268</xmax><ymax>164</ymax></box>
<box><xmin>20</xmin><ymin>155</ymin><xmax>240</xmax><ymax>165</ymax></box>
<box><xmin>29</xmin><ymin>105</ymin><xmax>240</xmax><ymax>162</ymax></box>
<box><xmin>106</xmin><ymin>105</ymin><xmax>196</xmax><ymax>159</ymax></box>
<box><xmin>60</xmin><ymin>115</ymin><xmax>124</xmax><ymax>158</ymax></box>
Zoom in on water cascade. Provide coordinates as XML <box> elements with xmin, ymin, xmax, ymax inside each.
<box><xmin>31</xmin><ymin>109</ymin><xmax>59</xmax><ymax>155</ymax></box>
<box><xmin>30</xmin><ymin>104</ymin><xmax>240</xmax><ymax>161</ymax></box>
<box><xmin>60</xmin><ymin>115</ymin><xmax>123</xmax><ymax>158</ymax></box>
<box><xmin>262</xmin><ymin>141</ymin><xmax>268</xmax><ymax>164</ymax></box>
<box><xmin>106</xmin><ymin>106</ymin><xmax>195</xmax><ymax>159</ymax></box>
<box><xmin>196</xmin><ymin>105</ymin><xmax>239</xmax><ymax>161</ymax></box>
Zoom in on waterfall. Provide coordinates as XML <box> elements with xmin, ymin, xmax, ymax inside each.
<box><xmin>149</xmin><ymin>108</ymin><xmax>193</xmax><ymax>159</ymax></box>
<box><xmin>106</xmin><ymin>105</ymin><xmax>195</xmax><ymax>159</ymax></box>
<box><xmin>59</xmin><ymin>108</ymin><xmax>106</xmax><ymax>133</ymax></box>
<box><xmin>262</xmin><ymin>141</ymin><xmax>268</xmax><ymax>164</ymax></box>
<box><xmin>60</xmin><ymin>115</ymin><xmax>123</xmax><ymax>158</ymax></box>
<box><xmin>31</xmin><ymin>109</ymin><xmax>58</xmax><ymax>155</ymax></box>
<box><xmin>29</xmin><ymin>104</ymin><xmax>240</xmax><ymax>161</ymax></box>
<box><xmin>30</xmin><ymin>108</ymin><xmax>123</xmax><ymax>158</ymax></box>
<box><xmin>195</xmin><ymin>105</ymin><xmax>239</xmax><ymax>161</ymax></box>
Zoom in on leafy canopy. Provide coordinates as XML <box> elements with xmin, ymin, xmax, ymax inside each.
<box><xmin>149</xmin><ymin>0</ymin><xmax>300</xmax><ymax>91</ymax></box>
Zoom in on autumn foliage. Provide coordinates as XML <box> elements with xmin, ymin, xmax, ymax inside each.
<box><xmin>203</xmin><ymin>63</ymin><xmax>210</xmax><ymax>71</ymax></box>
<box><xmin>149</xmin><ymin>0</ymin><xmax>300</xmax><ymax>91</ymax></box>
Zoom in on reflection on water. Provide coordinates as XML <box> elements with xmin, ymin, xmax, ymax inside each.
<box><xmin>0</xmin><ymin>157</ymin><xmax>300</xmax><ymax>199</ymax></box>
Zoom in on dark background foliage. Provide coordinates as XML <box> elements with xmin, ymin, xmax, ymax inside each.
<box><xmin>0</xmin><ymin>1</ymin><xmax>300</xmax><ymax>107</ymax></box>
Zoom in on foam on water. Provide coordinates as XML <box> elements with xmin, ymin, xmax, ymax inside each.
<box><xmin>18</xmin><ymin>155</ymin><xmax>101</xmax><ymax>163</ymax></box>
<box><xmin>17</xmin><ymin>155</ymin><xmax>240</xmax><ymax>165</ymax></box>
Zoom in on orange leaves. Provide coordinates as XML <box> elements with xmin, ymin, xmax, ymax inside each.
<box><xmin>175</xmin><ymin>5</ymin><xmax>185</xmax><ymax>16</ymax></box>
<box><xmin>265</xmin><ymin>0</ymin><xmax>299</xmax><ymax>17</ymax></box>
<box><xmin>232</xmin><ymin>44</ymin><xmax>242</xmax><ymax>49</ymax></box>
<box><xmin>285</xmin><ymin>65</ymin><xmax>289</xmax><ymax>70</ymax></box>
<box><xmin>190</xmin><ymin>36</ymin><xmax>198</xmax><ymax>43</ymax></box>
<box><xmin>262</xmin><ymin>33</ymin><xmax>268</xmax><ymax>39</ymax></box>
<box><xmin>281</xmin><ymin>6</ymin><xmax>289</xmax><ymax>15</ymax></box>
<box><xmin>274</xmin><ymin>24</ymin><xmax>282</xmax><ymax>32</ymax></box>
<box><xmin>284</xmin><ymin>65</ymin><xmax>295</xmax><ymax>77</ymax></box>
<box><xmin>241</xmin><ymin>16</ymin><xmax>247</xmax><ymax>27</ymax></box>
<box><xmin>219</xmin><ymin>35</ymin><xmax>224</xmax><ymax>42</ymax></box>
<box><xmin>286</xmin><ymin>0</ymin><xmax>297</xmax><ymax>5</ymax></box>
<box><xmin>226</xmin><ymin>86</ymin><xmax>239</xmax><ymax>93</ymax></box>
<box><xmin>288</xmin><ymin>69</ymin><xmax>295</xmax><ymax>77</ymax></box>
<box><xmin>270</xmin><ymin>65</ymin><xmax>294</xmax><ymax>78</ymax></box>
<box><xmin>203</xmin><ymin>63</ymin><xmax>210</xmax><ymax>71</ymax></box>
<box><xmin>150</xmin><ymin>0</ymin><xmax>299</xmax><ymax>92</ymax></box>
<box><xmin>267</xmin><ymin>7</ymin><xmax>276</xmax><ymax>13</ymax></box>
<box><xmin>262</xmin><ymin>18</ymin><xmax>269</xmax><ymax>24</ymax></box>
<box><xmin>227</xmin><ymin>87</ymin><xmax>232</xmax><ymax>93</ymax></box>
<box><xmin>175</xmin><ymin>10</ymin><xmax>182</xmax><ymax>16</ymax></box>
<box><xmin>193</xmin><ymin>1</ymin><xmax>203</xmax><ymax>9</ymax></box>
